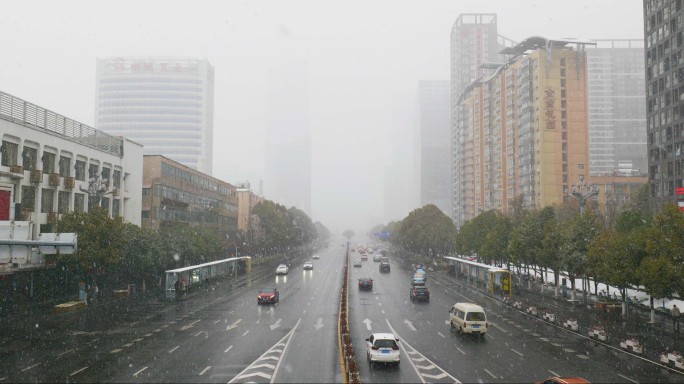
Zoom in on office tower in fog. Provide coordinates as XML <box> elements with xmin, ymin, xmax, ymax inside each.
<box><xmin>95</xmin><ymin>57</ymin><xmax>214</xmax><ymax>174</ymax></box>
<box><xmin>419</xmin><ymin>80</ymin><xmax>452</xmax><ymax>216</ymax></box>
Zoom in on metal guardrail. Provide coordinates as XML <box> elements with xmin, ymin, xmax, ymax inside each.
<box><xmin>0</xmin><ymin>91</ymin><xmax>123</xmax><ymax>157</ymax></box>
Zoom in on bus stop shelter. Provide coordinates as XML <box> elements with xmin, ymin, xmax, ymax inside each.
<box><xmin>164</xmin><ymin>256</ymin><xmax>251</xmax><ymax>299</ymax></box>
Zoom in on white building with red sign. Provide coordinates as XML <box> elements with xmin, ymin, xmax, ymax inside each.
<box><xmin>0</xmin><ymin>90</ymin><xmax>143</xmax><ymax>274</ymax></box>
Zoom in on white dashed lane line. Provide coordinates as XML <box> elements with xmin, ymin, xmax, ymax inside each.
<box><xmin>548</xmin><ymin>370</ymin><xmax>560</xmax><ymax>377</ymax></box>
<box><xmin>20</xmin><ymin>363</ymin><xmax>41</xmax><ymax>372</ymax></box>
<box><xmin>69</xmin><ymin>367</ymin><xmax>88</xmax><ymax>376</ymax></box>
<box><xmin>199</xmin><ymin>366</ymin><xmax>211</xmax><ymax>376</ymax></box>
<box><xmin>511</xmin><ymin>348</ymin><xmax>523</xmax><ymax>357</ymax></box>
<box><xmin>617</xmin><ymin>373</ymin><xmax>639</xmax><ymax>383</ymax></box>
<box><xmin>456</xmin><ymin>347</ymin><xmax>466</xmax><ymax>355</ymax></box>
<box><xmin>224</xmin><ymin>345</ymin><xmax>233</xmax><ymax>353</ymax></box>
<box><xmin>169</xmin><ymin>346</ymin><xmax>179</xmax><ymax>353</ymax></box>
<box><xmin>483</xmin><ymin>368</ymin><xmax>498</xmax><ymax>379</ymax></box>
<box><xmin>133</xmin><ymin>366</ymin><xmax>148</xmax><ymax>377</ymax></box>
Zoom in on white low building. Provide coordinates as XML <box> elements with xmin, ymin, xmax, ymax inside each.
<box><xmin>0</xmin><ymin>90</ymin><xmax>143</xmax><ymax>241</ymax></box>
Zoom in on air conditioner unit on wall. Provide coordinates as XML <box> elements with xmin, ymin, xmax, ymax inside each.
<box><xmin>64</xmin><ymin>176</ymin><xmax>75</xmax><ymax>189</ymax></box>
<box><xmin>48</xmin><ymin>211</ymin><xmax>58</xmax><ymax>223</ymax></box>
<box><xmin>30</xmin><ymin>169</ymin><xmax>42</xmax><ymax>184</ymax></box>
<box><xmin>49</xmin><ymin>173</ymin><xmax>60</xmax><ymax>187</ymax></box>
<box><xmin>10</xmin><ymin>165</ymin><xmax>23</xmax><ymax>174</ymax></box>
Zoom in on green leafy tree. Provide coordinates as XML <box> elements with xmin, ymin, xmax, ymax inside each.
<box><xmin>638</xmin><ymin>204</ymin><xmax>684</xmax><ymax>320</ymax></box>
<box><xmin>397</xmin><ymin>204</ymin><xmax>456</xmax><ymax>258</ymax></box>
<box><xmin>588</xmin><ymin>228</ymin><xmax>646</xmax><ymax>313</ymax></box>
<box><xmin>508</xmin><ymin>207</ymin><xmax>555</xmax><ymax>279</ymax></box>
<box><xmin>56</xmin><ymin>207</ymin><xmax>125</xmax><ymax>271</ymax></box>
<box><xmin>342</xmin><ymin>229</ymin><xmax>355</xmax><ymax>240</ymax></box>
<box><xmin>558</xmin><ymin>211</ymin><xmax>602</xmax><ymax>301</ymax></box>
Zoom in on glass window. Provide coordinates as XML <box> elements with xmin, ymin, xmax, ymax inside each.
<box><xmin>465</xmin><ymin>312</ymin><xmax>485</xmax><ymax>321</ymax></box>
<box><xmin>74</xmin><ymin>193</ymin><xmax>85</xmax><ymax>213</ymax></box>
<box><xmin>100</xmin><ymin>196</ymin><xmax>110</xmax><ymax>213</ymax></box>
<box><xmin>22</xmin><ymin>147</ymin><xmax>38</xmax><ymax>171</ymax></box>
<box><xmin>41</xmin><ymin>188</ymin><xmax>54</xmax><ymax>213</ymax></box>
<box><xmin>101</xmin><ymin>167</ymin><xmax>111</xmax><ymax>185</ymax></box>
<box><xmin>58</xmin><ymin>156</ymin><xmax>71</xmax><ymax>178</ymax></box>
<box><xmin>75</xmin><ymin>160</ymin><xmax>86</xmax><ymax>181</ymax></box>
<box><xmin>21</xmin><ymin>186</ymin><xmax>36</xmax><ymax>211</ymax></box>
<box><xmin>88</xmin><ymin>163</ymin><xmax>99</xmax><ymax>179</ymax></box>
<box><xmin>112</xmin><ymin>199</ymin><xmax>120</xmax><ymax>217</ymax></box>
<box><xmin>42</xmin><ymin>152</ymin><xmax>56</xmax><ymax>174</ymax></box>
<box><xmin>58</xmin><ymin>191</ymin><xmax>70</xmax><ymax>214</ymax></box>
<box><xmin>113</xmin><ymin>169</ymin><xmax>121</xmax><ymax>188</ymax></box>
<box><xmin>1</xmin><ymin>141</ymin><xmax>19</xmax><ymax>167</ymax></box>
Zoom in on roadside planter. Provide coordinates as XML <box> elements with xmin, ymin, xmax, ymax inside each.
<box><xmin>563</xmin><ymin>318</ymin><xmax>579</xmax><ymax>332</ymax></box>
<box><xmin>660</xmin><ymin>351</ymin><xmax>684</xmax><ymax>369</ymax></box>
<box><xmin>542</xmin><ymin>312</ymin><xmax>555</xmax><ymax>323</ymax></box>
<box><xmin>588</xmin><ymin>325</ymin><xmax>607</xmax><ymax>341</ymax></box>
<box><xmin>620</xmin><ymin>338</ymin><xmax>643</xmax><ymax>354</ymax></box>
<box><xmin>526</xmin><ymin>306</ymin><xmax>539</xmax><ymax>316</ymax></box>
<box><xmin>513</xmin><ymin>301</ymin><xmax>524</xmax><ymax>310</ymax></box>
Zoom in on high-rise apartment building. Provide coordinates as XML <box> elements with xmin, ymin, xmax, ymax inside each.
<box><xmin>643</xmin><ymin>0</ymin><xmax>684</xmax><ymax>211</ymax></box>
<box><xmin>95</xmin><ymin>57</ymin><xmax>214</xmax><ymax>174</ymax></box>
<box><xmin>586</xmin><ymin>40</ymin><xmax>647</xmax><ymax>176</ymax></box>
<box><xmin>419</xmin><ymin>80</ymin><xmax>452</xmax><ymax>216</ymax></box>
<box><xmin>450</xmin><ymin>14</ymin><xmax>515</xmax><ymax>222</ymax></box>
<box><xmin>452</xmin><ymin>37</ymin><xmax>592</xmax><ymax>227</ymax></box>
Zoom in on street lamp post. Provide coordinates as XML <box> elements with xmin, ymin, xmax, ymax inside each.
<box><xmin>568</xmin><ymin>179</ymin><xmax>599</xmax><ymax>305</ymax></box>
<box><xmin>569</xmin><ymin>179</ymin><xmax>599</xmax><ymax>216</ymax></box>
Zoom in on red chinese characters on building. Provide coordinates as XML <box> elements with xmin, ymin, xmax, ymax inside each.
<box><xmin>545</xmin><ymin>87</ymin><xmax>555</xmax><ymax>130</ymax></box>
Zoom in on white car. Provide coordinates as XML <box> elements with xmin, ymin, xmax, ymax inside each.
<box><xmin>312</xmin><ymin>254</ymin><xmax>320</xmax><ymax>259</ymax></box>
<box><xmin>276</xmin><ymin>264</ymin><xmax>289</xmax><ymax>275</ymax></box>
<box><xmin>366</xmin><ymin>333</ymin><xmax>400</xmax><ymax>365</ymax></box>
<box><xmin>353</xmin><ymin>259</ymin><xmax>362</xmax><ymax>267</ymax></box>
<box><xmin>303</xmin><ymin>261</ymin><xmax>313</xmax><ymax>270</ymax></box>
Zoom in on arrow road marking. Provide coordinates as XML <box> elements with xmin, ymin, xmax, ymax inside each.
<box><xmin>404</xmin><ymin>319</ymin><xmax>417</xmax><ymax>331</ymax></box>
<box><xmin>314</xmin><ymin>317</ymin><xmax>324</xmax><ymax>330</ymax></box>
<box><xmin>181</xmin><ymin>319</ymin><xmax>201</xmax><ymax>331</ymax></box>
<box><xmin>226</xmin><ymin>319</ymin><xmax>242</xmax><ymax>330</ymax></box>
<box><xmin>270</xmin><ymin>318</ymin><xmax>282</xmax><ymax>331</ymax></box>
<box><xmin>363</xmin><ymin>318</ymin><xmax>372</xmax><ymax>331</ymax></box>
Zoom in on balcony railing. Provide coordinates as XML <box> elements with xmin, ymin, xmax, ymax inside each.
<box><xmin>0</xmin><ymin>91</ymin><xmax>123</xmax><ymax>157</ymax></box>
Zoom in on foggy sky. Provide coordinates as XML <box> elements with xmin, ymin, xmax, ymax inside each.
<box><xmin>0</xmin><ymin>0</ymin><xmax>644</xmax><ymax>234</ymax></box>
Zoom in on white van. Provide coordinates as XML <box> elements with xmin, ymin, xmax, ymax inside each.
<box><xmin>448</xmin><ymin>302</ymin><xmax>487</xmax><ymax>338</ymax></box>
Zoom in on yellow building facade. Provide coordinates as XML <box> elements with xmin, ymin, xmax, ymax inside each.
<box><xmin>454</xmin><ymin>37</ymin><xmax>592</xmax><ymax>225</ymax></box>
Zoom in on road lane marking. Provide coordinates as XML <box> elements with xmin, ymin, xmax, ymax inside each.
<box><xmin>577</xmin><ymin>354</ymin><xmax>589</xmax><ymax>359</ymax></box>
<box><xmin>563</xmin><ymin>348</ymin><xmax>576</xmax><ymax>353</ymax></box>
<box><xmin>199</xmin><ymin>366</ymin><xmax>211</xmax><ymax>376</ymax></box>
<box><xmin>229</xmin><ymin>318</ymin><xmax>301</xmax><ymax>384</ymax></box>
<box><xmin>70</xmin><ymin>367</ymin><xmax>88</xmax><ymax>376</ymax></box>
<box><xmin>548</xmin><ymin>370</ymin><xmax>560</xmax><ymax>377</ymax></box>
<box><xmin>214</xmin><ymin>319</ymin><xmax>221</xmax><ymax>324</ymax></box>
<box><xmin>194</xmin><ymin>331</ymin><xmax>203</xmax><ymax>337</ymax></box>
<box><xmin>483</xmin><ymin>368</ymin><xmax>498</xmax><ymax>379</ymax></box>
<box><xmin>551</xmin><ymin>343</ymin><xmax>562</xmax><ymax>347</ymax></box>
<box><xmin>122</xmin><ymin>343</ymin><xmax>133</xmax><ymax>347</ymax></box>
<box><xmin>181</xmin><ymin>319</ymin><xmax>201</xmax><ymax>331</ymax></box>
<box><xmin>85</xmin><ymin>338</ymin><xmax>99</xmax><ymax>345</ymax></box>
<box><xmin>511</xmin><ymin>348</ymin><xmax>523</xmax><ymax>357</ymax></box>
<box><xmin>133</xmin><ymin>338</ymin><xmax>143</xmax><ymax>342</ymax></box>
<box><xmin>169</xmin><ymin>346</ymin><xmax>179</xmax><ymax>353</ymax></box>
<box><xmin>226</xmin><ymin>319</ymin><xmax>242</xmax><ymax>330</ymax></box>
<box><xmin>381</xmin><ymin>310</ymin><xmax>385</xmax><ymax>314</ymax></box>
<box><xmin>426</xmin><ymin>320</ymin><xmax>431</xmax><ymax>325</ymax></box>
<box><xmin>437</xmin><ymin>332</ymin><xmax>446</xmax><ymax>338</ymax></box>
<box><xmin>242</xmin><ymin>330</ymin><xmax>250</xmax><ymax>336</ymax></box>
<box><xmin>224</xmin><ymin>345</ymin><xmax>233</xmax><ymax>353</ymax></box>
<box><xmin>21</xmin><ymin>363</ymin><xmax>41</xmax><ymax>372</ymax></box>
<box><xmin>110</xmin><ymin>349</ymin><xmax>122</xmax><ymax>354</ymax></box>
<box><xmin>490</xmin><ymin>322</ymin><xmax>509</xmax><ymax>334</ymax></box>
<box><xmin>457</xmin><ymin>347</ymin><xmax>466</xmax><ymax>355</ymax></box>
<box><xmin>385</xmin><ymin>319</ymin><xmax>461</xmax><ymax>384</ymax></box>
<box><xmin>486</xmin><ymin>334</ymin><xmax>495</xmax><ymax>340</ymax></box>
<box><xmin>153</xmin><ymin>329</ymin><xmax>161</xmax><ymax>333</ymax></box>
<box><xmin>617</xmin><ymin>374</ymin><xmax>639</xmax><ymax>383</ymax></box>
<box><xmin>58</xmin><ymin>349</ymin><xmax>74</xmax><ymax>356</ymax></box>
<box><xmin>133</xmin><ymin>367</ymin><xmax>148</xmax><ymax>377</ymax></box>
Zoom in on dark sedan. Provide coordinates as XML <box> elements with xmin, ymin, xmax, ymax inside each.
<box><xmin>409</xmin><ymin>286</ymin><xmax>430</xmax><ymax>302</ymax></box>
<box><xmin>358</xmin><ymin>278</ymin><xmax>373</xmax><ymax>291</ymax></box>
<box><xmin>379</xmin><ymin>261</ymin><xmax>390</xmax><ymax>273</ymax></box>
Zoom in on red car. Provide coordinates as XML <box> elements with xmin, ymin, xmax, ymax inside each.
<box><xmin>257</xmin><ymin>287</ymin><xmax>279</xmax><ymax>304</ymax></box>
